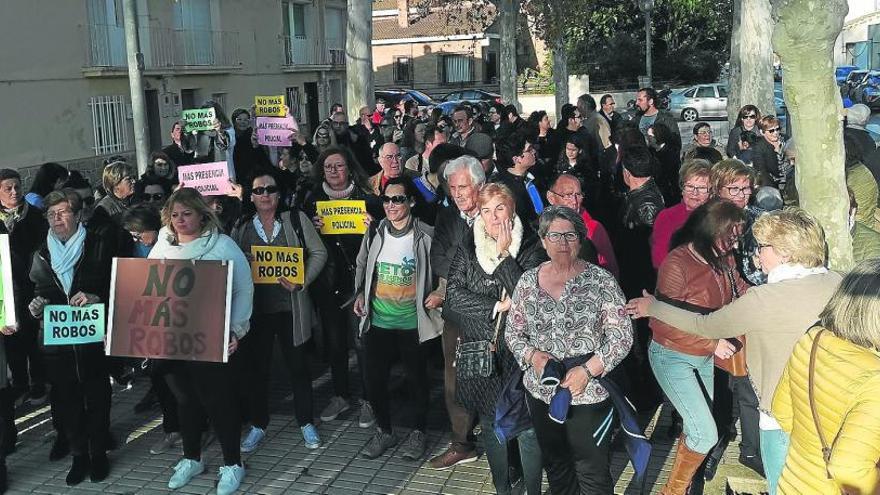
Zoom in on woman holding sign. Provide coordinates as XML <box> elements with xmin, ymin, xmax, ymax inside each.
<box><xmin>231</xmin><ymin>169</ymin><xmax>327</xmax><ymax>453</ymax></box>
<box><xmin>28</xmin><ymin>189</ymin><xmax>124</xmax><ymax>486</ymax></box>
<box><xmin>147</xmin><ymin>188</ymin><xmax>254</xmax><ymax>495</ymax></box>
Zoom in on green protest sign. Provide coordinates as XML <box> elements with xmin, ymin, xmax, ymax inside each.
<box><xmin>43</xmin><ymin>304</ymin><xmax>105</xmax><ymax>346</ymax></box>
<box><xmin>182</xmin><ymin>108</ymin><xmax>216</xmax><ymax>132</ymax></box>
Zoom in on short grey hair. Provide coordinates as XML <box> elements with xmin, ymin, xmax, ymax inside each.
<box><xmin>538</xmin><ymin>206</ymin><xmax>587</xmax><ymax>243</ymax></box>
<box><xmin>442</xmin><ymin>155</ymin><xmax>486</xmax><ymax>186</ymax></box>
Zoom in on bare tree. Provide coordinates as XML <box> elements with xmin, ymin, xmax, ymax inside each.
<box><xmin>727</xmin><ymin>0</ymin><xmax>775</xmax><ymax>127</ymax></box>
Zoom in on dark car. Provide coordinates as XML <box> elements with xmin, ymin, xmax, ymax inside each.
<box><xmin>852</xmin><ymin>70</ymin><xmax>880</xmax><ymax>105</ymax></box>
<box><xmin>860</xmin><ymin>73</ymin><xmax>880</xmax><ymax>109</ymax></box>
<box><xmin>842</xmin><ymin>70</ymin><xmax>869</xmax><ymax>101</ymax></box>
<box><xmin>836</xmin><ymin>65</ymin><xmax>860</xmax><ymax>85</ymax></box>
<box><xmin>441</xmin><ymin>89</ymin><xmax>503</xmax><ymax>105</ymax></box>
<box><xmin>374</xmin><ymin>89</ymin><xmax>438</xmax><ymax>111</ymax></box>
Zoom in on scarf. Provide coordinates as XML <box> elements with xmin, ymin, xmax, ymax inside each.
<box><xmin>0</xmin><ymin>203</ymin><xmax>25</xmax><ymax>232</ymax></box>
<box><xmin>322</xmin><ymin>181</ymin><xmax>355</xmax><ymax>200</ymax></box>
<box><xmin>253</xmin><ymin>215</ymin><xmax>281</xmax><ymax>243</ymax></box>
<box><xmin>473</xmin><ymin>215</ymin><xmax>523</xmax><ymax>274</ymax></box>
<box><xmin>767</xmin><ymin>263</ymin><xmax>827</xmax><ymax>284</ymax></box>
<box><xmin>48</xmin><ymin>224</ymin><xmax>87</xmax><ymax>296</ymax></box>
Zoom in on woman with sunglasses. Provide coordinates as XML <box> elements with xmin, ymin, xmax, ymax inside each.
<box><xmin>353</xmin><ymin>177</ymin><xmax>442</xmax><ymax>461</ymax></box>
<box><xmin>230</xmin><ymin>169</ymin><xmax>327</xmax><ymax>454</ymax></box>
<box><xmin>752</xmin><ymin>116</ymin><xmax>792</xmax><ymax>191</ymax></box>
<box><xmin>726</xmin><ymin>105</ymin><xmax>762</xmax><ymax>158</ymax></box>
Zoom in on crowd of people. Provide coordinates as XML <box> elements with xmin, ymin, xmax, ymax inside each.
<box><xmin>0</xmin><ymin>89</ymin><xmax>876</xmax><ymax>495</ymax></box>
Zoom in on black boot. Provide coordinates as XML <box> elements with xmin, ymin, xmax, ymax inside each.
<box><xmin>90</xmin><ymin>453</ymin><xmax>110</xmax><ymax>482</ymax></box>
<box><xmin>49</xmin><ymin>433</ymin><xmax>69</xmax><ymax>462</ymax></box>
<box><xmin>66</xmin><ymin>455</ymin><xmax>90</xmax><ymax>486</ymax></box>
<box><xmin>704</xmin><ymin>433</ymin><xmax>730</xmax><ymax>481</ymax></box>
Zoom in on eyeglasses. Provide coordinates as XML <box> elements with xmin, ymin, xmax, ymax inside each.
<box><xmin>545</xmin><ymin>231</ymin><xmax>579</xmax><ymax>243</ymax></box>
<box><xmin>381</xmin><ymin>154</ymin><xmax>402</xmax><ymax>161</ymax></box>
<box><xmin>381</xmin><ymin>195</ymin><xmax>408</xmax><ymax>205</ymax></box>
<box><xmin>252</xmin><ymin>185</ymin><xmax>279</xmax><ymax>196</ymax></box>
<box><xmin>742</xmin><ymin>114</ymin><xmax>757</xmax><ymax>119</ymax></box>
<box><xmin>323</xmin><ymin>162</ymin><xmax>347</xmax><ymax>171</ymax></box>
<box><xmin>548</xmin><ymin>190</ymin><xmax>583</xmax><ymax>201</ymax></box>
<box><xmin>757</xmin><ymin>243</ymin><xmax>773</xmax><ymax>250</ymax></box>
<box><xmin>697</xmin><ymin>130</ymin><xmax>713</xmax><ymax>136</ymax></box>
<box><xmin>723</xmin><ymin>185</ymin><xmax>753</xmax><ymax>197</ymax></box>
<box><xmin>682</xmin><ymin>184</ymin><xmax>710</xmax><ymax>195</ymax></box>
<box><xmin>765</xmin><ymin>127</ymin><xmax>781</xmax><ymax>134</ymax></box>
<box><xmin>144</xmin><ymin>193</ymin><xmax>165</xmax><ymax>201</ymax></box>
<box><xmin>46</xmin><ymin>209</ymin><xmax>75</xmax><ymax>220</ymax></box>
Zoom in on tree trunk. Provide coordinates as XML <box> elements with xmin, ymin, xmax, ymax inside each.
<box><xmin>728</xmin><ymin>0</ymin><xmax>775</xmax><ymax>128</ymax></box>
<box><xmin>552</xmin><ymin>31</ymin><xmax>568</xmax><ymax>121</ymax></box>
<box><xmin>772</xmin><ymin>0</ymin><xmax>852</xmax><ymax>270</ymax></box>
<box><xmin>346</xmin><ymin>0</ymin><xmax>374</xmax><ymax>115</ymax></box>
<box><xmin>499</xmin><ymin>0</ymin><xmax>519</xmax><ymax>110</ymax></box>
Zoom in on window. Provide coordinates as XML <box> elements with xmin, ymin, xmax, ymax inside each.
<box><xmin>395</xmin><ymin>56</ymin><xmax>413</xmax><ymax>83</ymax></box>
<box><xmin>86</xmin><ymin>0</ymin><xmax>125</xmax><ymax>66</ymax></box>
<box><xmin>484</xmin><ymin>52</ymin><xmax>498</xmax><ymax>83</ymax></box>
<box><xmin>696</xmin><ymin>86</ymin><xmax>715</xmax><ymax>98</ymax></box>
<box><xmin>283</xmin><ymin>1</ymin><xmax>307</xmax><ymax>38</ymax></box>
<box><xmin>173</xmin><ymin>0</ymin><xmax>214</xmax><ymax>65</ymax></box>
<box><xmin>683</xmin><ymin>88</ymin><xmax>697</xmax><ymax>97</ymax></box>
<box><xmin>211</xmin><ymin>92</ymin><xmax>227</xmax><ymax>111</ymax></box>
<box><xmin>717</xmin><ymin>86</ymin><xmax>728</xmax><ymax>98</ymax></box>
<box><xmin>89</xmin><ymin>96</ymin><xmax>129</xmax><ymax>155</ymax></box>
<box><xmin>442</xmin><ymin>54</ymin><xmax>473</xmax><ymax>84</ymax></box>
<box><xmin>285</xmin><ymin>86</ymin><xmax>302</xmax><ymax>123</ymax></box>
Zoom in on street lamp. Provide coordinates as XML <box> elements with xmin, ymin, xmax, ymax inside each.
<box><xmin>637</xmin><ymin>0</ymin><xmax>654</xmax><ymax>87</ymax></box>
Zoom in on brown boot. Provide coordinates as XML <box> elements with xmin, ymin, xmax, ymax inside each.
<box><xmin>660</xmin><ymin>436</ymin><xmax>708</xmax><ymax>495</ymax></box>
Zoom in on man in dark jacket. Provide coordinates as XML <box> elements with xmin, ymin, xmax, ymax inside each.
<box><xmin>636</xmin><ymin>88</ymin><xmax>681</xmax><ymax>143</ymax></box>
<box><xmin>490</xmin><ymin>132</ymin><xmax>545</xmax><ymax>228</ymax></box>
<box><xmin>427</xmin><ymin>155</ymin><xmax>486</xmax><ymax>469</ymax></box>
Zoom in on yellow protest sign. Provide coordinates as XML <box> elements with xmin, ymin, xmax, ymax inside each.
<box><xmin>250</xmin><ymin>246</ymin><xmax>304</xmax><ymax>284</ymax></box>
<box><xmin>317</xmin><ymin>200</ymin><xmax>368</xmax><ymax>235</ymax></box>
<box><xmin>254</xmin><ymin>95</ymin><xmax>286</xmax><ymax>117</ymax></box>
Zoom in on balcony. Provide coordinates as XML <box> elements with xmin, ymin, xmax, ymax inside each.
<box><xmin>84</xmin><ymin>24</ymin><xmax>242</xmax><ymax>76</ymax></box>
<box><xmin>281</xmin><ymin>36</ymin><xmax>346</xmax><ymax>70</ymax></box>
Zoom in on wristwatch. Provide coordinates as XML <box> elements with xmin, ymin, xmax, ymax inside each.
<box><xmin>582</xmin><ymin>363</ymin><xmax>596</xmax><ymax>379</ymax></box>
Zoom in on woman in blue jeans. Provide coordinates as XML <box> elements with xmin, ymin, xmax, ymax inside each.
<box><xmin>445</xmin><ymin>184</ymin><xmax>547</xmax><ymax>494</ymax></box>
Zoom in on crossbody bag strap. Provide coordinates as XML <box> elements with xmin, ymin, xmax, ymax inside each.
<box><xmin>490</xmin><ymin>288</ymin><xmax>508</xmax><ymax>351</ymax></box>
<box><xmin>807</xmin><ymin>328</ymin><xmax>833</xmax><ymax>479</ymax></box>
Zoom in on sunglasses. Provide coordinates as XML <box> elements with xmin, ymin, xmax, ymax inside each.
<box><xmin>144</xmin><ymin>193</ymin><xmax>165</xmax><ymax>201</ymax></box>
<box><xmin>766</xmin><ymin>127</ymin><xmax>781</xmax><ymax>134</ymax></box>
<box><xmin>381</xmin><ymin>195</ymin><xmax>408</xmax><ymax>205</ymax></box>
<box><xmin>742</xmin><ymin>114</ymin><xmax>757</xmax><ymax>119</ymax></box>
<box><xmin>252</xmin><ymin>185</ymin><xmax>279</xmax><ymax>196</ymax></box>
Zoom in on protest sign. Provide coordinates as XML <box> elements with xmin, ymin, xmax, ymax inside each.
<box><xmin>254</xmin><ymin>95</ymin><xmax>286</xmax><ymax>117</ymax></box>
<box><xmin>43</xmin><ymin>304</ymin><xmax>105</xmax><ymax>346</ymax></box>
<box><xmin>250</xmin><ymin>246</ymin><xmax>304</xmax><ymax>285</ymax></box>
<box><xmin>316</xmin><ymin>200</ymin><xmax>368</xmax><ymax>235</ymax></box>
<box><xmin>181</xmin><ymin>108</ymin><xmax>216</xmax><ymax>132</ymax></box>
<box><xmin>0</xmin><ymin>235</ymin><xmax>15</xmax><ymax>327</ymax></box>
<box><xmin>107</xmin><ymin>258</ymin><xmax>232</xmax><ymax>363</ymax></box>
<box><xmin>177</xmin><ymin>162</ymin><xmax>230</xmax><ymax>196</ymax></box>
<box><xmin>255</xmin><ymin>117</ymin><xmax>296</xmax><ymax>146</ymax></box>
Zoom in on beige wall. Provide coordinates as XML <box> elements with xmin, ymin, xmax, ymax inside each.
<box><xmin>0</xmin><ymin>0</ymin><xmax>345</xmax><ymax>179</ymax></box>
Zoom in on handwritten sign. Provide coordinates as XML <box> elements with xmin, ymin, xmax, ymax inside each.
<box><xmin>254</xmin><ymin>95</ymin><xmax>286</xmax><ymax>117</ymax></box>
<box><xmin>317</xmin><ymin>200</ymin><xmax>368</xmax><ymax>235</ymax></box>
<box><xmin>177</xmin><ymin>162</ymin><xmax>230</xmax><ymax>196</ymax></box>
<box><xmin>250</xmin><ymin>246</ymin><xmax>304</xmax><ymax>285</ymax></box>
<box><xmin>107</xmin><ymin>258</ymin><xmax>232</xmax><ymax>362</ymax></box>
<box><xmin>43</xmin><ymin>304</ymin><xmax>105</xmax><ymax>346</ymax></box>
<box><xmin>255</xmin><ymin>117</ymin><xmax>296</xmax><ymax>146</ymax></box>
<box><xmin>181</xmin><ymin>108</ymin><xmax>216</xmax><ymax>132</ymax></box>
<box><xmin>0</xmin><ymin>235</ymin><xmax>15</xmax><ymax>326</ymax></box>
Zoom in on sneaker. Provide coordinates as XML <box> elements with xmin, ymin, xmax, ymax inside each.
<box><xmin>399</xmin><ymin>430</ymin><xmax>426</xmax><ymax>460</ymax></box>
<box><xmin>239</xmin><ymin>426</ymin><xmax>265</xmax><ymax>453</ymax></box>
<box><xmin>358</xmin><ymin>401</ymin><xmax>376</xmax><ymax>429</ymax></box>
<box><xmin>319</xmin><ymin>396</ymin><xmax>351</xmax><ymax>422</ymax></box>
<box><xmin>301</xmin><ymin>424</ymin><xmax>322</xmax><ymax>449</ymax></box>
<box><xmin>428</xmin><ymin>445</ymin><xmax>479</xmax><ymax>469</ymax></box>
<box><xmin>362</xmin><ymin>429</ymin><xmax>397</xmax><ymax>459</ymax></box>
<box><xmin>150</xmin><ymin>432</ymin><xmax>182</xmax><ymax>455</ymax></box>
<box><xmin>29</xmin><ymin>384</ymin><xmax>48</xmax><ymax>406</ymax></box>
<box><xmin>168</xmin><ymin>458</ymin><xmax>204</xmax><ymax>489</ymax></box>
<box><xmin>216</xmin><ymin>464</ymin><xmax>245</xmax><ymax>495</ymax></box>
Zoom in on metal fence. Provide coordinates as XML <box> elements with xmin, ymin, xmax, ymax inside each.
<box><xmin>282</xmin><ymin>35</ymin><xmax>346</xmax><ymax>66</ymax></box>
<box><xmin>86</xmin><ymin>24</ymin><xmax>241</xmax><ymax>68</ymax></box>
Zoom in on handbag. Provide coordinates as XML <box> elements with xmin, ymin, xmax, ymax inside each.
<box><xmin>454</xmin><ymin>289</ymin><xmax>506</xmax><ymax>380</ymax></box>
<box><xmin>714</xmin><ymin>266</ymin><xmax>748</xmax><ymax>377</ymax></box>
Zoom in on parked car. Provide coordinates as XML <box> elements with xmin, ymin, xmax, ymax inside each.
<box><xmin>374</xmin><ymin>89</ymin><xmax>438</xmax><ymax>111</ymax></box>
<box><xmin>859</xmin><ymin>72</ymin><xmax>880</xmax><ymax>109</ymax></box>
<box><xmin>842</xmin><ymin>70</ymin><xmax>869</xmax><ymax>101</ymax></box>
<box><xmin>836</xmin><ymin>65</ymin><xmax>860</xmax><ymax>85</ymax></box>
<box><xmin>668</xmin><ymin>83</ymin><xmax>729</xmax><ymax>121</ymax></box>
<box><xmin>441</xmin><ymin>89</ymin><xmax>503</xmax><ymax>105</ymax></box>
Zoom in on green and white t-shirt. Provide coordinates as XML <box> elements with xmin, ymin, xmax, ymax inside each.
<box><xmin>371</xmin><ymin>230</ymin><xmax>418</xmax><ymax>329</ymax></box>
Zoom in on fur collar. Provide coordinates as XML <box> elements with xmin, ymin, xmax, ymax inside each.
<box><xmin>473</xmin><ymin>215</ymin><xmax>523</xmax><ymax>274</ymax></box>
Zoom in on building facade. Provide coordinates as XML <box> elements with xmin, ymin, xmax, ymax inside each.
<box><xmin>0</xmin><ymin>0</ymin><xmax>346</xmax><ymax>181</ymax></box>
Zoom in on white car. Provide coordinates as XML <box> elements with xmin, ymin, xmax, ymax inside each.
<box><xmin>668</xmin><ymin>83</ymin><xmax>729</xmax><ymax>121</ymax></box>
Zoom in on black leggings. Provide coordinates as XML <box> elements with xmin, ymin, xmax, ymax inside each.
<box><xmin>165</xmin><ymin>360</ymin><xmax>241</xmax><ymax>466</ymax></box>
<box><xmin>316</xmin><ymin>294</ymin><xmax>368</xmax><ymax>400</ymax></box>
<box><xmin>238</xmin><ymin>312</ymin><xmax>314</xmax><ymax>428</ymax></box>
<box><xmin>51</xmin><ymin>375</ymin><xmax>111</xmax><ymax>457</ymax></box>
<box><xmin>365</xmin><ymin>327</ymin><xmax>431</xmax><ymax>432</ymax></box>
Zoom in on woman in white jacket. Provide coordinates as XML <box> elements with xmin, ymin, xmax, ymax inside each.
<box><xmin>148</xmin><ymin>188</ymin><xmax>253</xmax><ymax>495</ymax></box>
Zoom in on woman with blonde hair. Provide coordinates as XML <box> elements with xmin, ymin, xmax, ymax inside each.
<box><xmin>626</xmin><ymin>208</ymin><xmax>842</xmax><ymax>494</ymax></box>
<box><xmin>148</xmin><ymin>188</ymin><xmax>253</xmax><ymax>495</ymax></box>
<box><xmin>772</xmin><ymin>259</ymin><xmax>880</xmax><ymax>495</ymax></box>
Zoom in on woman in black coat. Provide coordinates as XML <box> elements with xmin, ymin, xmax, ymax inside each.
<box><xmin>444</xmin><ymin>183</ymin><xmax>547</xmax><ymax>495</ymax></box>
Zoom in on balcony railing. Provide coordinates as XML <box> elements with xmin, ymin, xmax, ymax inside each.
<box><xmin>282</xmin><ymin>36</ymin><xmax>346</xmax><ymax>67</ymax></box>
<box><xmin>85</xmin><ymin>24</ymin><xmax>241</xmax><ymax>70</ymax></box>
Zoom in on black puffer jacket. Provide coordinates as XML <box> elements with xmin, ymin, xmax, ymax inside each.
<box><xmin>29</xmin><ymin>227</ymin><xmax>121</xmax><ymax>382</ymax></box>
<box><xmin>444</xmin><ymin>218</ymin><xmax>547</xmax><ymax>416</ymax></box>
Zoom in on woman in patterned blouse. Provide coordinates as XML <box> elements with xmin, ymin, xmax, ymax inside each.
<box><xmin>506</xmin><ymin>206</ymin><xmax>633</xmax><ymax>495</ymax></box>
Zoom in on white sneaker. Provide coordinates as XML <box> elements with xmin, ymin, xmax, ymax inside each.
<box><xmin>239</xmin><ymin>426</ymin><xmax>265</xmax><ymax>453</ymax></box>
<box><xmin>319</xmin><ymin>396</ymin><xmax>351</xmax><ymax>422</ymax></box>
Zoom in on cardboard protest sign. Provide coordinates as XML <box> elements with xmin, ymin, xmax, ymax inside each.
<box><xmin>43</xmin><ymin>304</ymin><xmax>105</xmax><ymax>346</ymax></box>
<box><xmin>316</xmin><ymin>200</ymin><xmax>368</xmax><ymax>235</ymax></box>
<box><xmin>255</xmin><ymin>117</ymin><xmax>296</xmax><ymax>146</ymax></box>
<box><xmin>107</xmin><ymin>258</ymin><xmax>232</xmax><ymax>363</ymax></box>
<box><xmin>181</xmin><ymin>108</ymin><xmax>216</xmax><ymax>132</ymax></box>
<box><xmin>254</xmin><ymin>95</ymin><xmax>286</xmax><ymax>117</ymax></box>
<box><xmin>250</xmin><ymin>246</ymin><xmax>304</xmax><ymax>285</ymax></box>
<box><xmin>0</xmin><ymin>235</ymin><xmax>15</xmax><ymax>327</ymax></box>
<box><xmin>177</xmin><ymin>162</ymin><xmax>230</xmax><ymax>196</ymax></box>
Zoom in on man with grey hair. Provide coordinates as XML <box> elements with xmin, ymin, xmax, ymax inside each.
<box><xmin>368</xmin><ymin>142</ymin><xmax>418</xmax><ymax>196</ymax></box>
<box><xmin>427</xmin><ymin>155</ymin><xmax>485</xmax><ymax>469</ymax></box>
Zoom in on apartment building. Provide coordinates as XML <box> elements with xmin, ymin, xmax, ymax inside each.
<box><xmin>0</xmin><ymin>0</ymin><xmax>346</xmax><ymax>180</ymax></box>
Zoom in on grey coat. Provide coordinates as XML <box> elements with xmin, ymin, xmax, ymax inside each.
<box><xmin>232</xmin><ymin>210</ymin><xmax>327</xmax><ymax>346</ymax></box>
<box><xmin>354</xmin><ymin>218</ymin><xmax>442</xmax><ymax>343</ymax></box>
